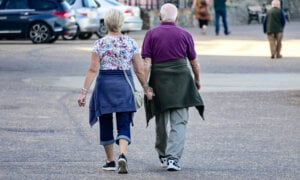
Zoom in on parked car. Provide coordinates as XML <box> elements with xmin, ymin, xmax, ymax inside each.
<box><xmin>95</xmin><ymin>0</ymin><xmax>143</xmax><ymax>38</ymax></box>
<box><xmin>65</xmin><ymin>0</ymin><xmax>100</xmax><ymax>40</ymax></box>
<box><xmin>0</xmin><ymin>0</ymin><xmax>77</xmax><ymax>43</ymax></box>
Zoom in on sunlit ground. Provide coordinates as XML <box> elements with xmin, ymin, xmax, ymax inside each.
<box><xmin>77</xmin><ymin>39</ymin><xmax>299</xmax><ymax>58</ymax></box>
<box><xmin>194</xmin><ymin>39</ymin><xmax>300</xmax><ymax>57</ymax></box>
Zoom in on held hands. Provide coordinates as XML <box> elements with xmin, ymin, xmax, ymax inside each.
<box><xmin>143</xmin><ymin>86</ymin><xmax>155</xmax><ymax>100</ymax></box>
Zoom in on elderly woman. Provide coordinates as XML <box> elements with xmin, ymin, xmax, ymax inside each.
<box><xmin>78</xmin><ymin>9</ymin><xmax>148</xmax><ymax>174</ymax></box>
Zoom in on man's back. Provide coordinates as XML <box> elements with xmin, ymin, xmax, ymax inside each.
<box><xmin>141</xmin><ymin>22</ymin><xmax>196</xmax><ymax>64</ymax></box>
<box><xmin>266</xmin><ymin>7</ymin><xmax>284</xmax><ymax>33</ymax></box>
<box><xmin>214</xmin><ymin>0</ymin><xmax>226</xmax><ymax>11</ymax></box>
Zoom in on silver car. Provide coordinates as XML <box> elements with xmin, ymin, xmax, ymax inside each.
<box><xmin>65</xmin><ymin>0</ymin><xmax>100</xmax><ymax>40</ymax></box>
<box><xmin>95</xmin><ymin>0</ymin><xmax>143</xmax><ymax>38</ymax></box>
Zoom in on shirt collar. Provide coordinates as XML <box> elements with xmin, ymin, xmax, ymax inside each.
<box><xmin>160</xmin><ymin>21</ymin><xmax>176</xmax><ymax>26</ymax></box>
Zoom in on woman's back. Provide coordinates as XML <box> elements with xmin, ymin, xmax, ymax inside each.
<box><xmin>93</xmin><ymin>35</ymin><xmax>138</xmax><ymax>70</ymax></box>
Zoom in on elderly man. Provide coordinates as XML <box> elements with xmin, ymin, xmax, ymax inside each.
<box><xmin>263</xmin><ymin>0</ymin><xmax>286</xmax><ymax>59</ymax></box>
<box><xmin>142</xmin><ymin>3</ymin><xmax>204</xmax><ymax>171</ymax></box>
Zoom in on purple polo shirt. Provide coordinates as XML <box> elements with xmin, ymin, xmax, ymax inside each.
<box><xmin>141</xmin><ymin>22</ymin><xmax>196</xmax><ymax>64</ymax></box>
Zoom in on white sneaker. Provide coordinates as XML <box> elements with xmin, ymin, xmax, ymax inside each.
<box><xmin>160</xmin><ymin>157</ymin><xmax>168</xmax><ymax>168</ymax></box>
<box><xmin>167</xmin><ymin>159</ymin><xmax>181</xmax><ymax>171</ymax></box>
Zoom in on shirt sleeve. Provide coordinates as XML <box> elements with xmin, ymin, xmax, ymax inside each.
<box><xmin>131</xmin><ymin>38</ymin><xmax>139</xmax><ymax>55</ymax></box>
<box><xmin>280</xmin><ymin>10</ymin><xmax>286</xmax><ymax>28</ymax></box>
<box><xmin>141</xmin><ymin>31</ymin><xmax>152</xmax><ymax>59</ymax></box>
<box><xmin>186</xmin><ymin>33</ymin><xmax>197</xmax><ymax>60</ymax></box>
<box><xmin>92</xmin><ymin>39</ymin><xmax>101</xmax><ymax>54</ymax></box>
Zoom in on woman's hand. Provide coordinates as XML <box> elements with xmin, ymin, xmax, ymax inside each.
<box><xmin>78</xmin><ymin>88</ymin><xmax>88</xmax><ymax>107</ymax></box>
<box><xmin>144</xmin><ymin>86</ymin><xmax>155</xmax><ymax>100</ymax></box>
<box><xmin>78</xmin><ymin>93</ymin><xmax>86</xmax><ymax>107</ymax></box>
<box><xmin>78</xmin><ymin>94</ymin><xmax>86</xmax><ymax>107</ymax></box>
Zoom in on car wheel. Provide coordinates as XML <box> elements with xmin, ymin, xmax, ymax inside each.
<box><xmin>47</xmin><ymin>35</ymin><xmax>59</xmax><ymax>43</ymax></box>
<box><xmin>96</xmin><ymin>21</ymin><xmax>108</xmax><ymax>38</ymax></box>
<box><xmin>62</xmin><ymin>26</ymin><xmax>80</xmax><ymax>40</ymax></box>
<box><xmin>29</xmin><ymin>22</ymin><xmax>52</xmax><ymax>44</ymax></box>
<box><xmin>62</xmin><ymin>31</ymin><xmax>78</xmax><ymax>40</ymax></box>
<box><xmin>78</xmin><ymin>32</ymin><xmax>93</xmax><ymax>40</ymax></box>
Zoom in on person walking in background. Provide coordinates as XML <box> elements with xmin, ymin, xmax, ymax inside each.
<box><xmin>192</xmin><ymin>0</ymin><xmax>211</xmax><ymax>35</ymax></box>
<box><xmin>141</xmin><ymin>3</ymin><xmax>205</xmax><ymax>172</ymax></box>
<box><xmin>77</xmin><ymin>9</ymin><xmax>148</xmax><ymax>174</ymax></box>
<box><xmin>213</xmin><ymin>0</ymin><xmax>230</xmax><ymax>35</ymax></box>
<box><xmin>263</xmin><ymin>0</ymin><xmax>286</xmax><ymax>59</ymax></box>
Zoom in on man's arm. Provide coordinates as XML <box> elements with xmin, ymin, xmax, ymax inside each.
<box><xmin>143</xmin><ymin>57</ymin><xmax>155</xmax><ymax>99</ymax></box>
<box><xmin>189</xmin><ymin>59</ymin><xmax>201</xmax><ymax>90</ymax></box>
<box><xmin>143</xmin><ymin>57</ymin><xmax>152</xmax><ymax>87</ymax></box>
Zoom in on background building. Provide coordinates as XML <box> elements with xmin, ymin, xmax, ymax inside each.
<box><xmin>116</xmin><ymin>0</ymin><xmax>300</xmax><ymax>29</ymax></box>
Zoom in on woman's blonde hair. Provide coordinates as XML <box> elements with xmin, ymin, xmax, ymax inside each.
<box><xmin>104</xmin><ymin>9</ymin><xmax>124</xmax><ymax>32</ymax></box>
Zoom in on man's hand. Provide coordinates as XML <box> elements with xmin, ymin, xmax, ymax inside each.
<box><xmin>195</xmin><ymin>80</ymin><xmax>201</xmax><ymax>90</ymax></box>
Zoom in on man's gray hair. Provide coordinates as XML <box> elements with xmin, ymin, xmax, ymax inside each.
<box><xmin>272</xmin><ymin>0</ymin><xmax>281</xmax><ymax>8</ymax></box>
<box><xmin>160</xmin><ymin>3</ymin><xmax>178</xmax><ymax>21</ymax></box>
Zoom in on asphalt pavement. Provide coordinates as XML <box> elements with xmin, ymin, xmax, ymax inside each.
<box><xmin>0</xmin><ymin>21</ymin><xmax>299</xmax><ymax>180</ymax></box>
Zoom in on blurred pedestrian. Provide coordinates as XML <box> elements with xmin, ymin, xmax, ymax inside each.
<box><xmin>141</xmin><ymin>3</ymin><xmax>205</xmax><ymax>171</ymax></box>
<box><xmin>263</xmin><ymin>0</ymin><xmax>286</xmax><ymax>59</ymax></box>
<box><xmin>77</xmin><ymin>9</ymin><xmax>148</xmax><ymax>174</ymax></box>
<box><xmin>192</xmin><ymin>0</ymin><xmax>211</xmax><ymax>34</ymax></box>
<box><xmin>213</xmin><ymin>0</ymin><xmax>230</xmax><ymax>35</ymax></box>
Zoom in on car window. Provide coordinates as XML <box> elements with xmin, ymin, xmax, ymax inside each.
<box><xmin>83</xmin><ymin>0</ymin><xmax>97</xmax><ymax>8</ymax></box>
<box><xmin>65</xmin><ymin>0</ymin><xmax>75</xmax><ymax>5</ymax></box>
<box><xmin>5</xmin><ymin>0</ymin><xmax>29</xmax><ymax>9</ymax></box>
<box><xmin>29</xmin><ymin>0</ymin><xmax>57</xmax><ymax>11</ymax></box>
<box><xmin>60</xmin><ymin>1</ymin><xmax>72</xmax><ymax>10</ymax></box>
<box><xmin>103</xmin><ymin>0</ymin><xmax>122</xmax><ymax>6</ymax></box>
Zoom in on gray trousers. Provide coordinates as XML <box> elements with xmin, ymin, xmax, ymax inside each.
<box><xmin>155</xmin><ymin>108</ymin><xmax>189</xmax><ymax>161</ymax></box>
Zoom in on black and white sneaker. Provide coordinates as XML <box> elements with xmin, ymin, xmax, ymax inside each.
<box><xmin>167</xmin><ymin>159</ymin><xmax>181</xmax><ymax>171</ymax></box>
<box><xmin>159</xmin><ymin>156</ymin><xmax>168</xmax><ymax>168</ymax></box>
<box><xmin>102</xmin><ymin>161</ymin><xmax>117</xmax><ymax>171</ymax></box>
<box><xmin>118</xmin><ymin>154</ymin><xmax>128</xmax><ymax>174</ymax></box>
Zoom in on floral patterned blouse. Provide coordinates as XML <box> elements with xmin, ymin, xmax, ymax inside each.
<box><xmin>92</xmin><ymin>35</ymin><xmax>139</xmax><ymax>70</ymax></box>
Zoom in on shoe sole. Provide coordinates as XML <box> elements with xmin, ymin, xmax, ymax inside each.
<box><xmin>167</xmin><ymin>163</ymin><xmax>181</xmax><ymax>171</ymax></box>
<box><xmin>167</xmin><ymin>167</ymin><xmax>181</xmax><ymax>171</ymax></box>
<box><xmin>102</xmin><ymin>167</ymin><xmax>117</xmax><ymax>171</ymax></box>
<box><xmin>118</xmin><ymin>159</ymin><xmax>128</xmax><ymax>174</ymax></box>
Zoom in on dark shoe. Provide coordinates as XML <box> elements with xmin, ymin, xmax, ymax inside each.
<box><xmin>167</xmin><ymin>159</ymin><xmax>181</xmax><ymax>171</ymax></box>
<box><xmin>159</xmin><ymin>156</ymin><xmax>168</xmax><ymax>168</ymax></box>
<box><xmin>271</xmin><ymin>55</ymin><xmax>275</xmax><ymax>59</ymax></box>
<box><xmin>102</xmin><ymin>161</ymin><xmax>117</xmax><ymax>171</ymax></box>
<box><xmin>118</xmin><ymin>154</ymin><xmax>128</xmax><ymax>174</ymax></box>
<box><xmin>276</xmin><ymin>54</ymin><xmax>282</xmax><ymax>58</ymax></box>
<box><xmin>225</xmin><ymin>31</ymin><xmax>231</xmax><ymax>35</ymax></box>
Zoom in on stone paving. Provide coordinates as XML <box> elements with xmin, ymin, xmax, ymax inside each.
<box><xmin>0</xmin><ymin>22</ymin><xmax>299</xmax><ymax>180</ymax></box>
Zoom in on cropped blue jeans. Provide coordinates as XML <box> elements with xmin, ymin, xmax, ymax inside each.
<box><xmin>99</xmin><ymin>112</ymin><xmax>132</xmax><ymax>146</ymax></box>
